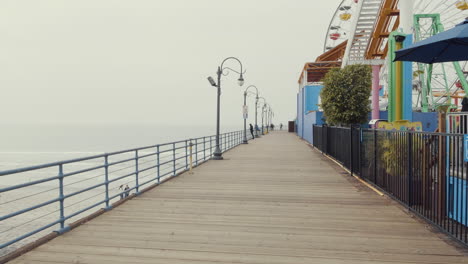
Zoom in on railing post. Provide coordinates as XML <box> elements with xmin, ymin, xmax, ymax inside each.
<box><xmin>373</xmin><ymin>129</ymin><xmax>377</xmax><ymax>184</ymax></box>
<box><xmin>408</xmin><ymin>132</ymin><xmax>413</xmax><ymax>207</ymax></box>
<box><xmin>157</xmin><ymin>145</ymin><xmax>160</xmax><ymax>184</ymax></box>
<box><xmin>58</xmin><ymin>164</ymin><xmax>65</xmax><ymax>231</ymax></box>
<box><xmin>210</xmin><ymin>136</ymin><xmax>213</xmax><ymax>158</ymax></box>
<box><xmin>350</xmin><ymin>127</ymin><xmax>353</xmax><ymax>176</ymax></box>
<box><xmin>195</xmin><ymin>138</ymin><xmax>198</xmax><ymax>166</ymax></box>
<box><xmin>203</xmin><ymin>137</ymin><xmax>206</xmax><ymax>161</ymax></box>
<box><xmin>104</xmin><ymin>155</ymin><xmax>110</xmax><ymax>209</ymax></box>
<box><xmin>135</xmin><ymin>150</ymin><xmax>139</xmax><ymax>194</ymax></box>
<box><xmin>359</xmin><ymin>128</ymin><xmax>362</xmax><ymax>177</ymax></box>
<box><xmin>221</xmin><ymin>134</ymin><xmax>224</xmax><ymax>152</ymax></box>
<box><xmin>189</xmin><ymin>140</ymin><xmax>194</xmax><ymax>173</ymax></box>
<box><xmin>185</xmin><ymin>140</ymin><xmax>188</xmax><ymax>170</ymax></box>
<box><xmin>173</xmin><ymin>143</ymin><xmax>176</xmax><ymax>176</ymax></box>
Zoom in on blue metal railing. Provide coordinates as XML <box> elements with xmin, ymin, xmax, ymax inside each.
<box><xmin>0</xmin><ymin>130</ymin><xmax>253</xmax><ymax>253</ymax></box>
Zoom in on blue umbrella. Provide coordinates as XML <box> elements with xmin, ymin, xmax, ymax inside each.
<box><xmin>394</xmin><ymin>19</ymin><xmax>468</xmax><ymax>63</ymax></box>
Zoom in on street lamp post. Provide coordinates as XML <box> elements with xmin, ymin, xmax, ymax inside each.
<box><xmin>257</xmin><ymin>97</ymin><xmax>266</xmax><ymax>136</ymax></box>
<box><xmin>207</xmin><ymin>57</ymin><xmax>244</xmax><ymax>160</ymax></box>
<box><xmin>270</xmin><ymin>110</ymin><xmax>275</xmax><ymax>130</ymax></box>
<box><xmin>262</xmin><ymin>103</ymin><xmax>268</xmax><ymax>135</ymax></box>
<box><xmin>266</xmin><ymin>107</ymin><xmax>270</xmax><ymax>132</ymax></box>
<box><xmin>265</xmin><ymin>104</ymin><xmax>270</xmax><ymax>134</ymax></box>
<box><xmin>269</xmin><ymin>108</ymin><xmax>274</xmax><ymax>131</ymax></box>
<box><xmin>242</xmin><ymin>85</ymin><xmax>259</xmax><ymax>144</ymax></box>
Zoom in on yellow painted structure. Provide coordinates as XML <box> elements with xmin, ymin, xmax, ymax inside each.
<box><xmin>377</xmin><ymin>120</ymin><xmax>423</xmax><ymax>131</ymax></box>
<box><xmin>339</xmin><ymin>13</ymin><xmax>352</xmax><ymax>21</ymax></box>
<box><xmin>456</xmin><ymin>1</ymin><xmax>468</xmax><ymax>10</ymax></box>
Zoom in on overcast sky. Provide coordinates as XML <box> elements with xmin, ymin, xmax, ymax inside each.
<box><xmin>0</xmin><ymin>0</ymin><xmax>341</xmax><ymax>127</ymax></box>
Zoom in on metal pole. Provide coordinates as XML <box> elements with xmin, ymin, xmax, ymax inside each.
<box><xmin>243</xmin><ymin>91</ymin><xmax>248</xmax><ymax>144</ymax></box>
<box><xmin>407</xmin><ymin>132</ymin><xmax>413</xmax><ymax>207</ymax></box>
<box><xmin>195</xmin><ymin>138</ymin><xmax>198</xmax><ymax>165</ymax></box>
<box><xmin>135</xmin><ymin>150</ymin><xmax>139</xmax><ymax>194</ymax></box>
<box><xmin>350</xmin><ymin>128</ymin><xmax>353</xmax><ymax>177</ymax></box>
<box><xmin>213</xmin><ymin>66</ymin><xmax>223</xmax><ymax>160</ymax></box>
<box><xmin>157</xmin><ymin>145</ymin><xmax>160</xmax><ymax>184</ymax></box>
<box><xmin>371</xmin><ymin>65</ymin><xmax>381</xmax><ymax>120</ymax></box>
<box><xmin>58</xmin><ymin>164</ymin><xmax>65</xmax><ymax>230</ymax></box>
<box><xmin>104</xmin><ymin>155</ymin><xmax>110</xmax><ymax>209</ymax></box>
<box><xmin>173</xmin><ymin>143</ymin><xmax>176</xmax><ymax>175</ymax></box>
<box><xmin>373</xmin><ymin>129</ymin><xmax>377</xmax><ymax>184</ymax></box>
<box><xmin>255</xmin><ymin>97</ymin><xmax>259</xmax><ymax>138</ymax></box>
<box><xmin>261</xmin><ymin>105</ymin><xmax>264</xmax><ymax>135</ymax></box>
<box><xmin>185</xmin><ymin>140</ymin><xmax>188</xmax><ymax>170</ymax></box>
<box><xmin>266</xmin><ymin>107</ymin><xmax>269</xmax><ymax>134</ymax></box>
<box><xmin>189</xmin><ymin>141</ymin><xmax>193</xmax><ymax>174</ymax></box>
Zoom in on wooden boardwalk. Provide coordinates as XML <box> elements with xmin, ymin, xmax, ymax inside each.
<box><xmin>10</xmin><ymin>131</ymin><xmax>468</xmax><ymax>263</ymax></box>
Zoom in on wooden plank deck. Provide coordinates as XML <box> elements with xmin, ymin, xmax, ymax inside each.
<box><xmin>10</xmin><ymin>131</ymin><xmax>468</xmax><ymax>263</ymax></box>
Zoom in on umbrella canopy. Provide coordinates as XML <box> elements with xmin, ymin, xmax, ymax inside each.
<box><xmin>394</xmin><ymin>19</ymin><xmax>468</xmax><ymax>63</ymax></box>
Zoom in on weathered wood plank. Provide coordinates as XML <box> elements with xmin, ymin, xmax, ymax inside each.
<box><xmin>9</xmin><ymin>132</ymin><xmax>468</xmax><ymax>263</ymax></box>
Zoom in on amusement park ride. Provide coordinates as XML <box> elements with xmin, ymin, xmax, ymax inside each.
<box><xmin>299</xmin><ymin>0</ymin><xmax>468</xmax><ymax>131</ymax></box>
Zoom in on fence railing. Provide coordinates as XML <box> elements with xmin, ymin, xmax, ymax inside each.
<box><xmin>0</xmin><ymin>130</ymin><xmax>253</xmax><ymax>254</ymax></box>
<box><xmin>313</xmin><ymin>125</ymin><xmax>468</xmax><ymax>246</ymax></box>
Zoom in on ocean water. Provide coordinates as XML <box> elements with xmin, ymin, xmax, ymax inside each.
<box><xmin>0</xmin><ymin>124</ymin><xmax>237</xmax><ymax>167</ymax></box>
<box><xmin>0</xmin><ymin>124</ymin><xmax>240</xmax><ymax>256</ymax></box>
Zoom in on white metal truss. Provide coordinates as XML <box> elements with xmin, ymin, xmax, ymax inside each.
<box><xmin>342</xmin><ymin>0</ymin><xmax>384</xmax><ymax>67</ymax></box>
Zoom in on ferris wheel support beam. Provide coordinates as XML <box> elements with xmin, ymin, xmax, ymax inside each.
<box><xmin>399</xmin><ymin>0</ymin><xmax>415</xmax><ymax>34</ymax></box>
<box><xmin>342</xmin><ymin>0</ymin><xmax>365</xmax><ymax>67</ymax></box>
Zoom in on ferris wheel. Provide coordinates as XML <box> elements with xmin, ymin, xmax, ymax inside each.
<box><xmin>412</xmin><ymin>0</ymin><xmax>468</xmax><ymax>111</ymax></box>
<box><xmin>323</xmin><ymin>0</ymin><xmax>359</xmax><ymax>53</ymax></box>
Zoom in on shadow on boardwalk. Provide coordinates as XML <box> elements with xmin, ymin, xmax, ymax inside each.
<box><xmin>8</xmin><ymin>131</ymin><xmax>468</xmax><ymax>263</ymax></box>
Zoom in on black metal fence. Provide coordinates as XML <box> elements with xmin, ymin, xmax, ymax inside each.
<box><xmin>313</xmin><ymin>125</ymin><xmax>468</xmax><ymax>246</ymax></box>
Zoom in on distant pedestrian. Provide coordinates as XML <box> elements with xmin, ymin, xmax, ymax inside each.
<box><xmin>119</xmin><ymin>185</ymin><xmax>124</xmax><ymax>200</ymax></box>
<box><xmin>124</xmin><ymin>184</ymin><xmax>130</xmax><ymax>198</ymax></box>
<box><xmin>249</xmin><ymin>124</ymin><xmax>255</xmax><ymax>139</ymax></box>
<box><xmin>280</xmin><ymin>123</ymin><xmax>283</xmax><ymax>130</ymax></box>
<box><xmin>463</xmin><ymin>96</ymin><xmax>468</xmax><ymax>112</ymax></box>
<box><xmin>270</xmin><ymin>124</ymin><xmax>274</xmax><ymax>131</ymax></box>
<box><xmin>463</xmin><ymin>97</ymin><xmax>468</xmax><ymax>133</ymax></box>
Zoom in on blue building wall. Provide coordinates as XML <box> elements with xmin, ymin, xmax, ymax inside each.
<box><xmin>412</xmin><ymin>112</ymin><xmax>438</xmax><ymax>132</ymax></box>
<box><xmin>303</xmin><ymin>111</ymin><xmax>324</xmax><ymax>144</ymax></box>
<box><xmin>304</xmin><ymin>85</ymin><xmax>322</xmax><ymax>112</ymax></box>
<box><xmin>366</xmin><ymin>111</ymin><xmax>437</xmax><ymax>132</ymax></box>
<box><xmin>297</xmin><ymin>85</ymin><xmax>323</xmax><ymax>140</ymax></box>
<box><xmin>297</xmin><ymin>90</ymin><xmax>304</xmax><ymax>138</ymax></box>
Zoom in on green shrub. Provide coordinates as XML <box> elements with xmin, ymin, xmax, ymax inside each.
<box><xmin>320</xmin><ymin>64</ymin><xmax>372</xmax><ymax>126</ymax></box>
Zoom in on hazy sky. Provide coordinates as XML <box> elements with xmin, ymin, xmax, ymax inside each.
<box><xmin>0</xmin><ymin>0</ymin><xmax>341</xmax><ymax>127</ymax></box>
